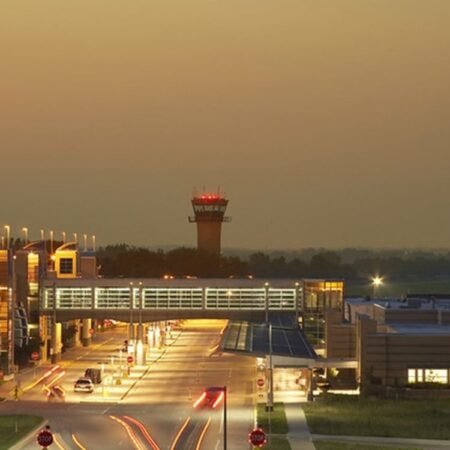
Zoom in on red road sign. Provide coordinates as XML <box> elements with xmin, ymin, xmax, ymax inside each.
<box><xmin>257</xmin><ymin>378</ymin><xmax>265</xmax><ymax>387</ymax></box>
<box><xmin>37</xmin><ymin>429</ymin><xmax>53</xmax><ymax>447</ymax></box>
<box><xmin>31</xmin><ymin>352</ymin><xmax>39</xmax><ymax>361</ymax></box>
<box><xmin>127</xmin><ymin>355</ymin><xmax>134</xmax><ymax>364</ymax></box>
<box><xmin>248</xmin><ymin>428</ymin><xmax>266</xmax><ymax>447</ymax></box>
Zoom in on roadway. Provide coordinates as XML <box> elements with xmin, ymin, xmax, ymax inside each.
<box><xmin>1</xmin><ymin>320</ymin><xmax>256</xmax><ymax>450</ymax></box>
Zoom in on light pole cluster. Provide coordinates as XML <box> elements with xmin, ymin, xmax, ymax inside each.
<box><xmin>1</xmin><ymin>225</ymin><xmax>97</xmax><ymax>251</ymax></box>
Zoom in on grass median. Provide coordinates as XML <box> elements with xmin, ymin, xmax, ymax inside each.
<box><xmin>255</xmin><ymin>403</ymin><xmax>291</xmax><ymax>449</ymax></box>
<box><xmin>314</xmin><ymin>441</ymin><xmax>421</xmax><ymax>450</ymax></box>
<box><xmin>0</xmin><ymin>415</ymin><xmax>43</xmax><ymax>450</ymax></box>
<box><xmin>303</xmin><ymin>394</ymin><xmax>450</xmax><ymax>440</ymax></box>
<box><xmin>257</xmin><ymin>402</ymin><xmax>289</xmax><ymax>434</ymax></box>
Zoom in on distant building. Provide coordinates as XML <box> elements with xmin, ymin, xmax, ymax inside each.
<box><xmin>189</xmin><ymin>193</ymin><xmax>230</xmax><ymax>256</ymax></box>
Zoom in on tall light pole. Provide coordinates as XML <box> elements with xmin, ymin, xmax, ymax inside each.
<box><xmin>73</xmin><ymin>232</ymin><xmax>78</xmax><ymax>244</ymax></box>
<box><xmin>266</xmin><ymin>322</ymin><xmax>274</xmax><ymax>445</ymax></box>
<box><xmin>372</xmin><ymin>276</ymin><xmax>383</xmax><ymax>298</ymax></box>
<box><xmin>223</xmin><ymin>385</ymin><xmax>227</xmax><ymax>450</ymax></box>
<box><xmin>4</xmin><ymin>225</ymin><xmax>10</xmax><ymax>249</ymax></box>
<box><xmin>49</xmin><ymin>230</ymin><xmax>54</xmax><ymax>254</ymax></box>
<box><xmin>92</xmin><ymin>235</ymin><xmax>96</xmax><ymax>252</ymax></box>
<box><xmin>61</xmin><ymin>231</ymin><xmax>66</xmax><ymax>244</ymax></box>
<box><xmin>40</xmin><ymin>229</ymin><xmax>45</xmax><ymax>242</ymax></box>
<box><xmin>21</xmin><ymin>227</ymin><xmax>29</xmax><ymax>245</ymax></box>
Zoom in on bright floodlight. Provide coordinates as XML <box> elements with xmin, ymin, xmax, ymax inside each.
<box><xmin>372</xmin><ymin>276</ymin><xmax>383</xmax><ymax>287</ymax></box>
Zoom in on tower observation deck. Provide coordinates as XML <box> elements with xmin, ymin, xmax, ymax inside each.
<box><xmin>189</xmin><ymin>193</ymin><xmax>231</xmax><ymax>255</ymax></box>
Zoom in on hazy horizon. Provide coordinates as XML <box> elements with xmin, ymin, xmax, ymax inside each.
<box><xmin>1</xmin><ymin>1</ymin><xmax>449</xmax><ymax>249</ymax></box>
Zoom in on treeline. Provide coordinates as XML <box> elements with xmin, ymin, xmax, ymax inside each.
<box><xmin>97</xmin><ymin>245</ymin><xmax>247</xmax><ymax>278</ymax></box>
<box><xmin>97</xmin><ymin>245</ymin><xmax>450</xmax><ymax>281</ymax></box>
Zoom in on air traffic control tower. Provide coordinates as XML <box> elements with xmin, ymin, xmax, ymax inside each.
<box><xmin>189</xmin><ymin>193</ymin><xmax>231</xmax><ymax>255</ymax></box>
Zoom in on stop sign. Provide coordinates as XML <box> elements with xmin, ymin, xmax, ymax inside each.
<box><xmin>257</xmin><ymin>378</ymin><xmax>265</xmax><ymax>387</ymax></box>
<box><xmin>127</xmin><ymin>355</ymin><xmax>134</xmax><ymax>364</ymax></box>
<box><xmin>37</xmin><ymin>429</ymin><xmax>53</xmax><ymax>447</ymax></box>
<box><xmin>248</xmin><ymin>428</ymin><xmax>266</xmax><ymax>447</ymax></box>
<box><xmin>31</xmin><ymin>352</ymin><xmax>39</xmax><ymax>361</ymax></box>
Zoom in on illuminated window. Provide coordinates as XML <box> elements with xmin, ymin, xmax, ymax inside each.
<box><xmin>59</xmin><ymin>258</ymin><xmax>73</xmax><ymax>274</ymax></box>
<box><xmin>425</xmin><ymin>369</ymin><xmax>448</xmax><ymax>384</ymax></box>
<box><xmin>408</xmin><ymin>368</ymin><xmax>448</xmax><ymax>384</ymax></box>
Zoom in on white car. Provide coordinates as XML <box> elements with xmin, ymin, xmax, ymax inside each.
<box><xmin>74</xmin><ymin>377</ymin><xmax>94</xmax><ymax>393</ymax></box>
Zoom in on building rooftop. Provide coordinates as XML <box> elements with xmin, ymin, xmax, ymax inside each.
<box><xmin>42</xmin><ymin>277</ymin><xmax>340</xmax><ymax>288</ymax></box>
<box><xmin>221</xmin><ymin>319</ymin><xmax>316</xmax><ymax>359</ymax></box>
<box><xmin>386</xmin><ymin>323</ymin><xmax>450</xmax><ymax>335</ymax></box>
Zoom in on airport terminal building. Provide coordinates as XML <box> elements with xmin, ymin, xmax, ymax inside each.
<box><xmin>326</xmin><ymin>297</ymin><xmax>450</xmax><ymax>395</ymax></box>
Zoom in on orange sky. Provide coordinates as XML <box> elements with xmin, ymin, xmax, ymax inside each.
<box><xmin>1</xmin><ymin>1</ymin><xmax>449</xmax><ymax>249</ymax></box>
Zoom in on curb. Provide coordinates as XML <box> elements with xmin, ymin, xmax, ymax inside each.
<box><xmin>9</xmin><ymin>419</ymin><xmax>47</xmax><ymax>450</ymax></box>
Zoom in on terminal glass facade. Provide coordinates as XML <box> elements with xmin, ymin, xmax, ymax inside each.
<box><xmin>301</xmin><ymin>280</ymin><xmax>344</xmax><ymax>347</ymax></box>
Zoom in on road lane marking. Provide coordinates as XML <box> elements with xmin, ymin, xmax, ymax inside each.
<box><xmin>109</xmin><ymin>415</ymin><xmax>144</xmax><ymax>450</ymax></box>
<box><xmin>195</xmin><ymin>417</ymin><xmax>211</xmax><ymax>450</ymax></box>
<box><xmin>72</xmin><ymin>433</ymin><xmax>88</xmax><ymax>450</ymax></box>
<box><xmin>123</xmin><ymin>416</ymin><xmax>161</xmax><ymax>450</ymax></box>
<box><xmin>169</xmin><ymin>417</ymin><xmax>191</xmax><ymax>450</ymax></box>
<box><xmin>22</xmin><ymin>365</ymin><xmax>60</xmax><ymax>393</ymax></box>
<box><xmin>53</xmin><ymin>434</ymin><xmax>66</xmax><ymax>450</ymax></box>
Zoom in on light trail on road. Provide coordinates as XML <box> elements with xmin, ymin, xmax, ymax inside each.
<box><xmin>193</xmin><ymin>392</ymin><xmax>206</xmax><ymax>408</ymax></box>
<box><xmin>170</xmin><ymin>416</ymin><xmax>211</xmax><ymax>450</ymax></box>
<box><xmin>123</xmin><ymin>415</ymin><xmax>161</xmax><ymax>450</ymax></box>
<box><xmin>72</xmin><ymin>433</ymin><xmax>88</xmax><ymax>450</ymax></box>
<box><xmin>110</xmin><ymin>415</ymin><xmax>145</xmax><ymax>450</ymax></box>
<box><xmin>195</xmin><ymin>417</ymin><xmax>211</xmax><ymax>450</ymax></box>
<box><xmin>169</xmin><ymin>417</ymin><xmax>191</xmax><ymax>450</ymax></box>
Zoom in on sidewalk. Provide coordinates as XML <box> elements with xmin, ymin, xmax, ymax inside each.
<box><xmin>284</xmin><ymin>403</ymin><xmax>315</xmax><ymax>450</ymax></box>
<box><xmin>0</xmin><ymin>363</ymin><xmax>55</xmax><ymax>400</ymax></box>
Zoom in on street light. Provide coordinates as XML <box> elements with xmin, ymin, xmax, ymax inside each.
<box><xmin>40</xmin><ymin>229</ymin><xmax>45</xmax><ymax>241</ymax></box>
<box><xmin>61</xmin><ymin>231</ymin><xmax>66</xmax><ymax>244</ymax></box>
<box><xmin>372</xmin><ymin>276</ymin><xmax>383</xmax><ymax>298</ymax></box>
<box><xmin>4</xmin><ymin>225</ymin><xmax>10</xmax><ymax>249</ymax></box>
<box><xmin>49</xmin><ymin>230</ymin><xmax>54</xmax><ymax>254</ymax></box>
<box><xmin>22</xmin><ymin>227</ymin><xmax>28</xmax><ymax>244</ymax></box>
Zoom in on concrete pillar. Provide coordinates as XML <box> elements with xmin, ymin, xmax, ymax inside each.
<box><xmin>82</xmin><ymin>318</ymin><xmax>92</xmax><ymax>346</ymax></box>
<box><xmin>307</xmin><ymin>368</ymin><xmax>314</xmax><ymax>401</ymax></box>
<box><xmin>136</xmin><ymin>339</ymin><xmax>145</xmax><ymax>365</ymax></box>
<box><xmin>51</xmin><ymin>322</ymin><xmax>62</xmax><ymax>363</ymax></box>
<box><xmin>39</xmin><ymin>315</ymin><xmax>49</xmax><ymax>363</ymax></box>
<box><xmin>128</xmin><ymin>322</ymin><xmax>135</xmax><ymax>342</ymax></box>
<box><xmin>72</xmin><ymin>319</ymin><xmax>81</xmax><ymax>347</ymax></box>
<box><xmin>135</xmin><ymin>319</ymin><xmax>146</xmax><ymax>365</ymax></box>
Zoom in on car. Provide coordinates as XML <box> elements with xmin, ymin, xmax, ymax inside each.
<box><xmin>74</xmin><ymin>377</ymin><xmax>94</xmax><ymax>393</ymax></box>
<box><xmin>193</xmin><ymin>386</ymin><xmax>225</xmax><ymax>409</ymax></box>
<box><xmin>84</xmin><ymin>368</ymin><xmax>102</xmax><ymax>384</ymax></box>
